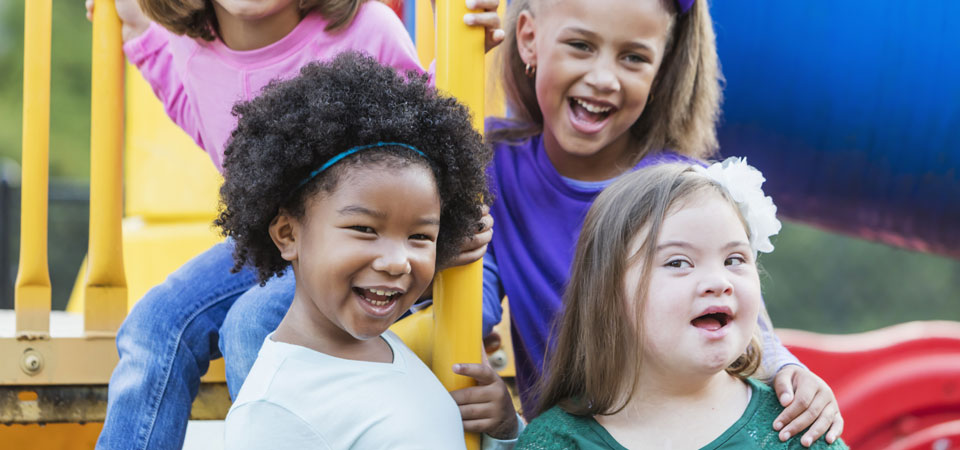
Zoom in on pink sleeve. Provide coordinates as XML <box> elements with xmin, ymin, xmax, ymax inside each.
<box><xmin>123</xmin><ymin>23</ymin><xmax>205</xmax><ymax>149</ymax></box>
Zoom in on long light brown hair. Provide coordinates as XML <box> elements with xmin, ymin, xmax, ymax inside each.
<box><xmin>491</xmin><ymin>0</ymin><xmax>722</xmax><ymax>162</ymax></box>
<box><xmin>139</xmin><ymin>0</ymin><xmax>367</xmax><ymax>41</ymax></box>
<box><xmin>533</xmin><ymin>163</ymin><xmax>762</xmax><ymax>419</ymax></box>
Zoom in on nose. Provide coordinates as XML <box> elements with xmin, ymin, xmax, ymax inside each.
<box><xmin>372</xmin><ymin>241</ymin><xmax>412</xmax><ymax>276</ymax></box>
<box><xmin>698</xmin><ymin>267</ymin><xmax>734</xmax><ymax>297</ymax></box>
<box><xmin>584</xmin><ymin>57</ymin><xmax>620</xmax><ymax>93</ymax></box>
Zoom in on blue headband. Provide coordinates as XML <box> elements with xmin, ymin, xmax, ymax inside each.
<box><xmin>294</xmin><ymin>142</ymin><xmax>428</xmax><ymax>191</ymax></box>
<box><xmin>676</xmin><ymin>0</ymin><xmax>694</xmax><ymax>13</ymax></box>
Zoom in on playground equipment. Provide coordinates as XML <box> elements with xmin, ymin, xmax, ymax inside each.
<box><xmin>2</xmin><ymin>0</ymin><xmax>959</xmax><ymax>449</ymax></box>
<box><xmin>3</xmin><ymin>0</ymin><xmax>499</xmax><ymax>448</ymax></box>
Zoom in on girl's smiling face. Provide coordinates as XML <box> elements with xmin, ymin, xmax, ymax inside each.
<box><xmin>277</xmin><ymin>162</ymin><xmax>441</xmax><ymax>343</ymax></box>
<box><xmin>625</xmin><ymin>190</ymin><xmax>762</xmax><ymax>379</ymax></box>
<box><xmin>516</xmin><ymin>0</ymin><xmax>673</xmax><ymax>180</ymax></box>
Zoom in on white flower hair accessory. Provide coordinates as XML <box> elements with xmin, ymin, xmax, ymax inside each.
<box><xmin>692</xmin><ymin>157</ymin><xmax>782</xmax><ymax>254</ymax></box>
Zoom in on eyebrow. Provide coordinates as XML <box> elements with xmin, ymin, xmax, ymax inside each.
<box><xmin>338</xmin><ymin>205</ymin><xmax>385</xmax><ymax>219</ymax></box>
<box><xmin>563</xmin><ymin>26</ymin><xmax>654</xmax><ymax>53</ymax></box>
<box><xmin>337</xmin><ymin>205</ymin><xmax>440</xmax><ymax>226</ymax></box>
<box><xmin>655</xmin><ymin>240</ymin><xmax>751</xmax><ymax>252</ymax></box>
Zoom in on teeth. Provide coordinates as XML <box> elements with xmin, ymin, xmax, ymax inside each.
<box><xmin>369</xmin><ymin>288</ymin><xmax>399</xmax><ymax>296</ymax></box>
<box><xmin>574</xmin><ymin>98</ymin><xmax>612</xmax><ymax>114</ymax></box>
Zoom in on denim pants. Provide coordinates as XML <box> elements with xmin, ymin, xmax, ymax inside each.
<box><xmin>96</xmin><ymin>240</ymin><xmax>295</xmax><ymax>450</ymax></box>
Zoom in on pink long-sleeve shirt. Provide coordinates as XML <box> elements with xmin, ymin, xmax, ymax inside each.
<box><xmin>123</xmin><ymin>1</ymin><xmax>424</xmax><ymax>173</ymax></box>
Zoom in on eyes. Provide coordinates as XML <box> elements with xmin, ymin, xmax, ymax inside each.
<box><xmin>564</xmin><ymin>40</ymin><xmax>650</xmax><ymax>66</ymax></box>
<box><xmin>347</xmin><ymin>225</ymin><xmax>435</xmax><ymax>242</ymax></box>
<box><xmin>664</xmin><ymin>254</ymin><xmax>749</xmax><ymax>269</ymax></box>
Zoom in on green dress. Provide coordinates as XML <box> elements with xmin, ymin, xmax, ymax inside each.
<box><xmin>517</xmin><ymin>378</ymin><xmax>847</xmax><ymax>449</ymax></box>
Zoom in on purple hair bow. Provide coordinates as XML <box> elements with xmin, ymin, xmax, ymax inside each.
<box><xmin>676</xmin><ymin>0</ymin><xmax>694</xmax><ymax>13</ymax></box>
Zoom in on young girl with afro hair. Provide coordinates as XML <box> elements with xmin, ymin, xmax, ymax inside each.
<box><xmin>217</xmin><ymin>51</ymin><xmax>520</xmax><ymax>448</ymax></box>
<box><xmin>87</xmin><ymin>0</ymin><xmax>502</xmax><ymax>447</ymax></box>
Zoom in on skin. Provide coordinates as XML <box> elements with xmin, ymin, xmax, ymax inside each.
<box><xmin>597</xmin><ymin>191</ymin><xmax>760</xmax><ymax>448</ymax></box>
<box><xmin>269</xmin><ymin>164</ymin><xmax>442</xmax><ymax>361</ymax></box>
<box><xmin>515</xmin><ymin>0</ymin><xmax>672</xmax><ymax>181</ymax></box>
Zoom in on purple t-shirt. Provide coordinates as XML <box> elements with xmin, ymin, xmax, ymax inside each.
<box><xmin>482</xmin><ymin>121</ymin><xmax>799</xmax><ymax>415</ymax></box>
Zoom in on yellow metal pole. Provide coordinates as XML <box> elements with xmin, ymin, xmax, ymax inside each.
<box><xmin>15</xmin><ymin>0</ymin><xmax>53</xmax><ymax>336</ymax></box>
<box><xmin>85</xmin><ymin>0</ymin><xmax>127</xmax><ymax>335</ymax></box>
<box><xmin>415</xmin><ymin>0</ymin><xmax>436</xmax><ymax>69</ymax></box>
<box><xmin>433</xmin><ymin>0</ymin><xmax>484</xmax><ymax>448</ymax></box>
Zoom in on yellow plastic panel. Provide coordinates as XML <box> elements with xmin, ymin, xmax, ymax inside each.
<box><xmin>390</xmin><ymin>307</ymin><xmax>435</xmax><ymax>365</ymax></box>
<box><xmin>124</xmin><ymin>64</ymin><xmax>222</xmax><ymax>221</ymax></box>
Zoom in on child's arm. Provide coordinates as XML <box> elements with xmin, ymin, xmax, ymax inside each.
<box><xmin>85</xmin><ymin>0</ymin><xmax>151</xmax><ymax>42</ymax></box>
<box><xmin>481</xmin><ymin>243</ymin><xmax>506</xmax><ymax>336</ymax></box>
<box><xmin>450</xmin><ymin>357</ymin><xmax>522</xmax><ymax>446</ymax></box>
<box><xmin>86</xmin><ymin>0</ymin><xmax>203</xmax><ymax>148</ymax></box>
<box><xmin>758</xmin><ymin>305</ymin><xmax>844</xmax><ymax>447</ymax></box>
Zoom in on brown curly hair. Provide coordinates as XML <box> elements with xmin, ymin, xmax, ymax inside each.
<box><xmin>215</xmin><ymin>52</ymin><xmax>491</xmax><ymax>283</ymax></box>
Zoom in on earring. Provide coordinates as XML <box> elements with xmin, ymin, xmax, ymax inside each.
<box><xmin>525</xmin><ymin>63</ymin><xmax>537</xmax><ymax>78</ymax></box>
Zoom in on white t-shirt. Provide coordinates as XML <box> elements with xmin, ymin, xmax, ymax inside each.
<box><xmin>225</xmin><ymin>331</ymin><xmax>481</xmax><ymax>449</ymax></box>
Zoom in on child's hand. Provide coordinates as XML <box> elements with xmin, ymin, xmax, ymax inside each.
<box><xmin>773</xmin><ymin>365</ymin><xmax>844</xmax><ymax>447</ymax></box>
<box><xmin>444</xmin><ymin>204</ymin><xmax>493</xmax><ymax>269</ymax></box>
<box><xmin>450</xmin><ymin>357</ymin><xmax>518</xmax><ymax>440</ymax></box>
<box><xmin>462</xmin><ymin>0</ymin><xmax>506</xmax><ymax>53</ymax></box>
<box><xmin>85</xmin><ymin>0</ymin><xmax>150</xmax><ymax>42</ymax></box>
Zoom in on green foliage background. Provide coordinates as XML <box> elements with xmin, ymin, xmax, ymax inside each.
<box><xmin>0</xmin><ymin>2</ymin><xmax>958</xmax><ymax>331</ymax></box>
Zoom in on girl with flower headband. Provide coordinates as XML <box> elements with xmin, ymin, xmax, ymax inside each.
<box><xmin>84</xmin><ymin>0</ymin><xmax>502</xmax><ymax>447</ymax></box>
<box><xmin>219</xmin><ymin>52</ymin><xmax>520</xmax><ymax>448</ymax></box>
<box><xmin>483</xmin><ymin>0</ymin><xmax>844</xmax><ymax>445</ymax></box>
<box><xmin>517</xmin><ymin>160</ymin><xmax>847</xmax><ymax>449</ymax></box>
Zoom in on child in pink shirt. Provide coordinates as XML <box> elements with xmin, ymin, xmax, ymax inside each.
<box><xmin>86</xmin><ymin>1</ymin><xmax>502</xmax><ymax>448</ymax></box>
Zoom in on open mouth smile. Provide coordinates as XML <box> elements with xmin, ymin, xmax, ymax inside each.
<box><xmin>567</xmin><ymin>97</ymin><xmax>617</xmax><ymax>134</ymax></box>
<box><xmin>691</xmin><ymin>306</ymin><xmax>734</xmax><ymax>335</ymax></box>
<box><xmin>353</xmin><ymin>287</ymin><xmax>405</xmax><ymax>317</ymax></box>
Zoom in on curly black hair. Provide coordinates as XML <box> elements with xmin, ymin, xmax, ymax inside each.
<box><xmin>215</xmin><ymin>51</ymin><xmax>491</xmax><ymax>284</ymax></box>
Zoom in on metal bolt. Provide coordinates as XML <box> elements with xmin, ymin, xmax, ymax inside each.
<box><xmin>20</xmin><ymin>349</ymin><xmax>44</xmax><ymax>375</ymax></box>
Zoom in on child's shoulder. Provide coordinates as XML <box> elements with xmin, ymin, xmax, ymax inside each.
<box><xmin>518</xmin><ymin>406</ymin><xmax>613</xmax><ymax>450</ymax></box>
<box><xmin>346</xmin><ymin>1</ymin><xmax>407</xmax><ymax>31</ymax></box>
<box><xmin>732</xmin><ymin>379</ymin><xmax>848</xmax><ymax>450</ymax></box>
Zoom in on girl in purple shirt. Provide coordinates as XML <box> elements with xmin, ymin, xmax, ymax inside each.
<box><xmin>485</xmin><ymin>0</ymin><xmax>843</xmax><ymax>446</ymax></box>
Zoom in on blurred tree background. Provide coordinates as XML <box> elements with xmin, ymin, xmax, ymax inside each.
<box><xmin>0</xmin><ymin>1</ymin><xmax>958</xmax><ymax>332</ymax></box>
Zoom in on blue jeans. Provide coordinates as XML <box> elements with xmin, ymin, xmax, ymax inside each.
<box><xmin>220</xmin><ymin>268</ymin><xmax>295</xmax><ymax>399</ymax></box>
<box><xmin>96</xmin><ymin>240</ymin><xmax>295</xmax><ymax>450</ymax></box>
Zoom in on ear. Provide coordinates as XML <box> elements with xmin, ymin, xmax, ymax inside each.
<box><xmin>516</xmin><ymin>10</ymin><xmax>538</xmax><ymax>67</ymax></box>
<box><xmin>269</xmin><ymin>210</ymin><xmax>299</xmax><ymax>262</ymax></box>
